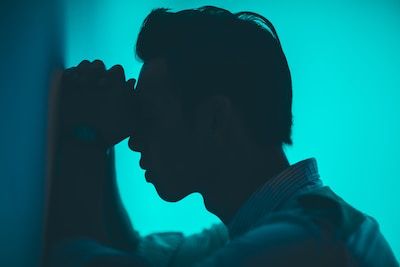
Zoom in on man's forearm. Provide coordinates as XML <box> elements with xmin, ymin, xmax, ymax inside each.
<box><xmin>45</xmin><ymin>138</ymin><xmax>140</xmax><ymax>254</ymax></box>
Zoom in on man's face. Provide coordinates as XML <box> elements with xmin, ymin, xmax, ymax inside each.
<box><xmin>128</xmin><ymin>58</ymin><xmax>208</xmax><ymax>202</ymax></box>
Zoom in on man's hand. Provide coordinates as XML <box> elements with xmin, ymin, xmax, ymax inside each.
<box><xmin>44</xmin><ymin>59</ymin><xmax>140</xmax><ymax>260</ymax></box>
<box><xmin>58</xmin><ymin>59</ymin><xmax>136</xmax><ymax>148</ymax></box>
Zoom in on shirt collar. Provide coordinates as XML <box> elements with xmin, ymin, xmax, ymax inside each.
<box><xmin>227</xmin><ymin>157</ymin><xmax>322</xmax><ymax>239</ymax></box>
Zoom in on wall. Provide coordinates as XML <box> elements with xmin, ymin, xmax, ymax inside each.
<box><xmin>0</xmin><ymin>1</ymin><xmax>63</xmax><ymax>266</ymax></box>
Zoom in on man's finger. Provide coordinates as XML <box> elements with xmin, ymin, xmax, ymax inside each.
<box><xmin>108</xmin><ymin>64</ymin><xmax>126</xmax><ymax>83</ymax></box>
<box><xmin>92</xmin><ymin>60</ymin><xmax>106</xmax><ymax>72</ymax></box>
<box><xmin>126</xmin><ymin>78</ymin><xmax>136</xmax><ymax>91</ymax></box>
<box><xmin>77</xmin><ymin>60</ymin><xmax>106</xmax><ymax>83</ymax></box>
<box><xmin>89</xmin><ymin>60</ymin><xmax>106</xmax><ymax>79</ymax></box>
<box><xmin>61</xmin><ymin>67</ymin><xmax>79</xmax><ymax>91</ymax></box>
<box><xmin>102</xmin><ymin>65</ymin><xmax>126</xmax><ymax>91</ymax></box>
<box><xmin>77</xmin><ymin>60</ymin><xmax>91</xmax><ymax>72</ymax></box>
<box><xmin>62</xmin><ymin>67</ymin><xmax>77</xmax><ymax>79</ymax></box>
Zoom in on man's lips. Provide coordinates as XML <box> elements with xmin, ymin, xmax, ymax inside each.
<box><xmin>145</xmin><ymin>170</ymin><xmax>152</xmax><ymax>181</ymax></box>
<box><xmin>139</xmin><ymin>159</ymin><xmax>149</xmax><ymax>170</ymax></box>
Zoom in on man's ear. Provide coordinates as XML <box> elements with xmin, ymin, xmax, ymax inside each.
<box><xmin>192</xmin><ymin>95</ymin><xmax>234</xmax><ymax>146</ymax></box>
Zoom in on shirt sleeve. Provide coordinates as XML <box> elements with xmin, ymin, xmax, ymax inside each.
<box><xmin>137</xmin><ymin>223</ymin><xmax>229</xmax><ymax>267</ymax></box>
<box><xmin>47</xmin><ymin>237</ymin><xmax>146</xmax><ymax>267</ymax></box>
<box><xmin>47</xmin><ymin>223</ymin><xmax>229</xmax><ymax>267</ymax></box>
<box><xmin>192</xmin><ymin>218</ymin><xmax>349</xmax><ymax>267</ymax></box>
<box><xmin>165</xmin><ymin>223</ymin><xmax>229</xmax><ymax>267</ymax></box>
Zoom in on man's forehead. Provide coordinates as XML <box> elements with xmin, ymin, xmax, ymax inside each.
<box><xmin>136</xmin><ymin>58</ymin><xmax>169</xmax><ymax>96</ymax></box>
<box><xmin>134</xmin><ymin>58</ymin><xmax>172</xmax><ymax>109</ymax></box>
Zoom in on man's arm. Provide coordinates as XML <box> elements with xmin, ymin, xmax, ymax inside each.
<box><xmin>44</xmin><ymin>138</ymin><xmax>140</xmax><ymax>258</ymax></box>
<box><xmin>44</xmin><ymin>60</ymin><xmax>144</xmax><ymax>266</ymax></box>
<box><xmin>192</xmin><ymin>219</ymin><xmax>349</xmax><ymax>267</ymax></box>
<box><xmin>43</xmin><ymin>60</ymin><xmax>230</xmax><ymax>267</ymax></box>
<box><xmin>45</xmin><ymin>139</ymin><xmax>139</xmax><ymax>246</ymax></box>
<box><xmin>44</xmin><ymin>136</ymin><xmax>229</xmax><ymax>267</ymax></box>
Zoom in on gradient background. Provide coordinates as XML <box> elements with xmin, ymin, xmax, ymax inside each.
<box><xmin>65</xmin><ymin>0</ymin><xmax>399</xmax><ymax>260</ymax></box>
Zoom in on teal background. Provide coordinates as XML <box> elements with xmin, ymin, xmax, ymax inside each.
<box><xmin>64</xmin><ymin>0</ymin><xmax>400</xmax><ymax>259</ymax></box>
<box><xmin>0</xmin><ymin>1</ymin><xmax>63</xmax><ymax>266</ymax></box>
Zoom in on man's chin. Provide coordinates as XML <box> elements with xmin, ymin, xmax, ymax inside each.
<box><xmin>147</xmin><ymin>172</ymin><xmax>189</xmax><ymax>202</ymax></box>
<box><xmin>153</xmin><ymin>186</ymin><xmax>188</xmax><ymax>203</ymax></box>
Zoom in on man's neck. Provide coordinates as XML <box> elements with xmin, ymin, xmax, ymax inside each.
<box><xmin>203</xmin><ymin>145</ymin><xmax>289</xmax><ymax>225</ymax></box>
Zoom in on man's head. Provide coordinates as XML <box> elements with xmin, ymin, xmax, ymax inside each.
<box><xmin>129</xmin><ymin>6</ymin><xmax>293</xmax><ymax>202</ymax></box>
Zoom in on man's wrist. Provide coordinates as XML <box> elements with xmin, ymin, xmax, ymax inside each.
<box><xmin>58</xmin><ymin>125</ymin><xmax>111</xmax><ymax>152</ymax></box>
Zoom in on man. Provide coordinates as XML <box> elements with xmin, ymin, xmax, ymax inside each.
<box><xmin>45</xmin><ymin>6</ymin><xmax>398</xmax><ymax>267</ymax></box>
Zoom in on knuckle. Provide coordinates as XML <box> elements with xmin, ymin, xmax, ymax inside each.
<box><xmin>108</xmin><ymin>65</ymin><xmax>125</xmax><ymax>80</ymax></box>
<box><xmin>92</xmin><ymin>59</ymin><xmax>105</xmax><ymax>69</ymax></box>
<box><xmin>127</xmin><ymin>78</ymin><xmax>136</xmax><ymax>89</ymax></box>
<box><xmin>110</xmin><ymin>64</ymin><xmax>124</xmax><ymax>73</ymax></box>
<box><xmin>63</xmin><ymin>67</ymin><xmax>73</xmax><ymax>75</ymax></box>
<box><xmin>77</xmin><ymin>60</ymin><xmax>90</xmax><ymax>67</ymax></box>
<box><xmin>62</xmin><ymin>67</ymin><xmax>77</xmax><ymax>79</ymax></box>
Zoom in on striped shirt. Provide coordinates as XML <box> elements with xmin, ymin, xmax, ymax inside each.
<box><xmin>50</xmin><ymin>158</ymin><xmax>399</xmax><ymax>267</ymax></box>
<box><xmin>228</xmin><ymin>157</ymin><xmax>322</xmax><ymax>239</ymax></box>
<box><xmin>191</xmin><ymin>157</ymin><xmax>399</xmax><ymax>267</ymax></box>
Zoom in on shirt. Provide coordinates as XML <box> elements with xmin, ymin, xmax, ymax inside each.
<box><xmin>48</xmin><ymin>223</ymin><xmax>229</xmax><ymax>267</ymax></box>
<box><xmin>50</xmin><ymin>158</ymin><xmax>399</xmax><ymax>267</ymax></box>
<box><xmin>190</xmin><ymin>158</ymin><xmax>398</xmax><ymax>267</ymax></box>
<box><xmin>227</xmin><ymin>157</ymin><xmax>322</xmax><ymax>239</ymax></box>
<box><xmin>139</xmin><ymin>158</ymin><xmax>323</xmax><ymax>266</ymax></box>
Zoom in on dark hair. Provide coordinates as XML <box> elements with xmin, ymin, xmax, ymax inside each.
<box><xmin>135</xmin><ymin>5</ymin><xmax>293</xmax><ymax>147</ymax></box>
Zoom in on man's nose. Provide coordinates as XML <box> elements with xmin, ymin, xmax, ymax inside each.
<box><xmin>128</xmin><ymin>136</ymin><xmax>143</xmax><ymax>153</ymax></box>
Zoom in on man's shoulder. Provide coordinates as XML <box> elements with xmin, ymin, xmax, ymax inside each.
<box><xmin>275</xmin><ymin>186</ymin><xmax>367</xmax><ymax>238</ymax></box>
<box><xmin>194</xmin><ymin>186</ymin><xmax>399</xmax><ymax>267</ymax></box>
<box><xmin>195</xmin><ymin>217</ymin><xmax>346</xmax><ymax>267</ymax></box>
<box><xmin>214</xmin><ymin>186</ymin><xmax>364</xmax><ymax>266</ymax></box>
<box><xmin>247</xmin><ymin>185</ymin><xmax>369</xmax><ymax>257</ymax></box>
<box><xmin>240</xmin><ymin>186</ymin><xmax>398</xmax><ymax>267</ymax></box>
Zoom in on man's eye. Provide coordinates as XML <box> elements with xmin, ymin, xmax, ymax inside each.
<box><xmin>141</xmin><ymin>116</ymin><xmax>157</xmax><ymax>127</ymax></box>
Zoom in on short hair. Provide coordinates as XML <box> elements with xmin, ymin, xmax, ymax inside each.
<box><xmin>135</xmin><ymin>5</ymin><xmax>293</xmax><ymax>147</ymax></box>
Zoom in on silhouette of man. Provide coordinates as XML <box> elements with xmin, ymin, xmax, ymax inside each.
<box><xmin>45</xmin><ymin>6</ymin><xmax>398</xmax><ymax>267</ymax></box>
